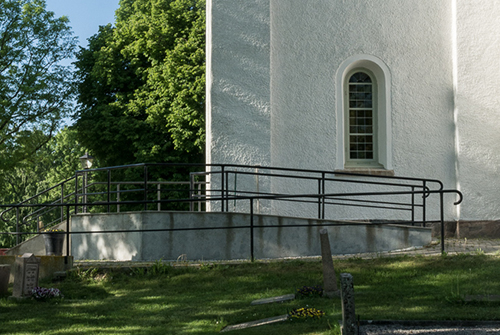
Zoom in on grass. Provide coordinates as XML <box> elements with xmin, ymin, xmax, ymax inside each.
<box><xmin>2</xmin><ymin>254</ymin><xmax>500</xmax><ymax>334</ymax></box>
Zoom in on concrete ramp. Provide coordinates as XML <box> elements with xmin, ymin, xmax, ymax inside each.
<box><xmin>71</xmin><ymin>212</ymin><xmax>432</xmax><ymax>261</ymax></box>
<box><xmin>6</xmin><ymin>222</ymin><xmax>69</xmax><ymax>256</ymax></box>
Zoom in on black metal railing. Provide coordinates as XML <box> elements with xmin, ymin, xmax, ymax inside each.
<box><xmin>0</xmin><ymin>163</ymin><xmax>463</xmax><ymax>257</ymax></box>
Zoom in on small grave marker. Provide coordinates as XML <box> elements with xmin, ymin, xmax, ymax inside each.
<box><xmin>340</xmin><ymin>273</ymin><xmax>357</xmax><ymax>335</ymax></box>
<box><xmin>320</xmin><ymin>229</ymin><xmax>339</xmax><ymax>298</ymax></box>
<box><xmin>250</xmin><ymin>293</ymin><xmax>295</xmax><ymax>305</ymax></box>
<box><xmin>12</xmin><ymin>253</ymin><xmax>40</xmax><ymax>298</ymax></box>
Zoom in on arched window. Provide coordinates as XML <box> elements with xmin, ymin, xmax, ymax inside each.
<box><xmin>336</xmin><ymin>55</ymin><xmax>393</xmax><ymax>174</ymax></box>
<box><xmin>345</xmin><ymin>70</ymin><xmax>379</xmax><ymax>167</ymax></box>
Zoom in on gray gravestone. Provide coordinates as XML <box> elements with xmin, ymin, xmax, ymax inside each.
<box><xmin>320</xmin><ymin>229</ymin><xmax>339</xmax><ymax>298</ymax></box>
<box><xmin>340</xmin><ymin>273</ymin><xmax>357</xmax><ymax>335</ymax></box>
<box><xmin>12</xmin><ymin>253</ymin><xmax>40</xmax><ymax>298</ymax></box>
<box><xmin>0</xmin><ymin>264</ymin><xmax>11</xmax><ymax>295</ymax></box>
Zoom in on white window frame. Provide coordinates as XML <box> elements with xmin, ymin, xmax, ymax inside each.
<box><xmin>335</xmin><ymin>55</ymin><xmax>393</xmax><ymax>172</ymax></box>
<box><xmin>344</xmin><ymin>69</ymin><xmax>380</xmax><ymax>168</ymax></box>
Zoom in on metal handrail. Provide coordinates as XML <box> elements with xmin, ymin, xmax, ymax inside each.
<box><xmin>0</xmin><ymin>163</ymin><xmax>461</xmax><ymax>251</ymax></box>
<box><xmin>0</xmin><ymin>175</ymin><xmax>76</xmax><ymax>223</ymax></box>
<box><xmin>0</xmin><ymin>188</ymin><xmax>463</xmax><ymax>256</ymax></box>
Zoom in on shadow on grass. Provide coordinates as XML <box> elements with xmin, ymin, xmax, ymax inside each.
<box><xmin>0</xmin><ymin>262</ymin><xmax>339</xmax><ymax>334</ymax></box>
<box><xmin>2</xmin><ymin>255</ymin><xmax>500</xmax><ymax>334</ymax></box>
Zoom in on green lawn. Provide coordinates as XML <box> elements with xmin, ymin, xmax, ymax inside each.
<box><xmin>1</xmin><ymin>253</ymin><xmax>500</xmax><ymax>334</ymax></box>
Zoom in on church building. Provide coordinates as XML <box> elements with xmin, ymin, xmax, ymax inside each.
<box><xmin>206</xmin><ymin>1</ymin><xmax>500</xmax><ymax>225</ymax></box>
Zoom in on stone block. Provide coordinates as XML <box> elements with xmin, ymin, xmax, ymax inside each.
<box><xmin>340</xmin><ymin>273</ymin><xmax>357</xmax><ymax>335</ymax></box>
<box><xmin>12</xmin><ymin>253</ymin><xmax>40</xmax><ymax>298</ymax></box>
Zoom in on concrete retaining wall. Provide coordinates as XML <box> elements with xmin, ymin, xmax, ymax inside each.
<box><xmin>71</xmin><ymin>212</ymin><xmax>431</xmax><ymax>261</ymax></box>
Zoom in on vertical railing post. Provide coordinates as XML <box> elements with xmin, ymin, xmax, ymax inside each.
<box><xmin>15</xmin><ymin>207</ymin><xmax>19</xmax><ymax>245</ymax></box>
<box><xmin>66</xmin><ymin>204</ymin><xmax>70</xmax><ymax>264</ymax></box>
<box><xmin>221</xmin><ymin>166</ymin><xmax>225</xmax><ymax>212</ymax></box>
<box><xmin>117</xmin><ymin>184</ymin><xmax>121</xmax><ymax>213</ymax></box>
<box><xmin>322</xmin><ymin>173</ymin><xmax>326</xmax><ymax>219</ymax></box>
<box><xmin>198</xmin><ymin>182</ymin><xmax>202</xmax><ymax>211</ymax></box>
<box><xmin>440</xmin><ymin>191</ymin><xmax>445</xmax><ymax>254</ymax></box>
<box><xmin>255</xmin><ymin>167</ymin><xmax>260</xmax><ymax>214</ymax></box>
<box><xmin>83</xmin><ymin>171</ymin><xmax>87</xmax><ymax>213</ymax></box>
<box><xmin>157</xmin><ymin>183</ymin><xmax>161</xmax><ymax>211</ymax></box>
<box><xmin>422</xmin><ymin>181</ymin><xmax>427</xmax><ymax>227</ymax></box>
<box><xmin>250</xmin><ymin>198</ymin><xmax>254</xmax><ymax>262</ymax></box>
<box><xmin>320</xmin><ymin>172</ymin><xmax>326</xmax><ymax>219</ymax></box>
<box><xmin>225</xmin><ymin>171</ymin><xmax>230</xmax><ymax>212</ymax></box>
<box><xmin>144</xmin><ymin>165</ymin><xmax>148</xmax><ymax>211</ymax></box>
<box><xmin>75</xmin><ymin>173</ymin><xmax>79</xmax><ymax>214</ymax></box>
<box><xmin>411</xmin><ymin>186</ymin><xmax>415</xmax><ymax>225</ymax></box>
<box><xmin>107</xmin><ymin>170</ymin><xmax>111</xmax><ymax>213</ymax></box>
<box><xmin>61</xmin><ymin>184</ymin><xmax>64</xmax><ymax>223</ymax></box>
<box><xmin>189</xmin><ymin>174</ymin><xmax>194</xmax><ymax>212</ymax></box>
<box><xmin>317</xmin><ymin>178</ymin><xmax>322</xmax><ymax>219</ymax></box>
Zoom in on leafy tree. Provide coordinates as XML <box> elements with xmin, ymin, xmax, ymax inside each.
<box><xmin>73</xmin><ymin>0</ymin><xmax>205</xmax><ymax>168</ymax></box>
<box><xmin>0</xmin><ymin>127</ymin><xmax>88</xmax><ymax>247</ymax></box>
<box><xmin>0</xmin><ymin>0</ymin><xmax>77</xmax><ymax>171</ymax></box>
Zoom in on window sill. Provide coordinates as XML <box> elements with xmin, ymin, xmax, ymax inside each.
<box><xmin>334</xmin><ymin>168</ymin><xmax>395</xmax><ymax>177</ymax></box>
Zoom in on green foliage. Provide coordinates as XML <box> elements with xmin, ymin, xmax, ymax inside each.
<box><xmin>73</xmin><ymin>0</ymin><xmax>205</xmax><ymax>168</ymax></box>
<box><xmin>148</xmin><ymin>259</ymin><xmax>171</xmax><ymax>275</ymax></box>
<box><xmin>0</xmin><ymin>127</ymin><xmax>88</xmax><ymax>247</ymax></box>
<box><xmin>0</xmin><ymin>0</ymin><xmax>77</xmax><ymax>171</ymax></box>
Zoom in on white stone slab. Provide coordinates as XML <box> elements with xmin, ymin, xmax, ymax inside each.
<box><xmin>220</xmin><ymin>315</ymin><xmax>289</xmax><ymax>332</ymax></box>
<box><xmin>250</xmin><ymin>293</ymin><xmax>295</xmax><ymax>305</ymax></box>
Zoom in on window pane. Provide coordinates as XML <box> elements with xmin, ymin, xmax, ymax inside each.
<box><xmin>349</xmin><ymin>72</ymin><xmax>372</xmax><ymax>83</ymax></box>
<box><xmin>347</xmin><ymin>71</ymin><xmax>375</xmax><ymax>162</ymax></box>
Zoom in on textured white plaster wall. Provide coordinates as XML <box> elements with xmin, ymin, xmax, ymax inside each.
<box><xmin>269</xmin><ymin>0</ymin><xmax>456</xmax><ymax>219</ymax></box>
<box><xmin>208</xmin><ymin>1</ymin><xmax>500</xmax><ymax>221</ymax></box>
<box><xmin>455</xmin><ymin>1</ymin><xmax>500</xmax><ymax>220</ymax></box>
<box><xmin>206</xmin><ymin>0</ymin><xmax>271</xmax><ymax>167</ymax></box>
<box><xmin>206</xmin><ymin>0</ymin><xmax>271</xmax><ymax>212</ymax></box>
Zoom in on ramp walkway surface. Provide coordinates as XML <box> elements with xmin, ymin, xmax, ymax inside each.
<box><xmin>333</xmin><ymin>237</ymin><xmax>500</xmax><ymax>259</ymax></box>
<box><xmin>72</xmin><ymin>238</ymin><xmax>500</xmax><ymax>269</ymax></box>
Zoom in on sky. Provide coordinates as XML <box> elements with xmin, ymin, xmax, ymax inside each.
<box><xmin>45</xmin><ymin>0</ymin><xmax>120</xmax><ymax>51</ymax></box>
<box><xmin>43</xmin><ymin>1</ymin><xmax>120</xmax><ymax>125</ymax></box>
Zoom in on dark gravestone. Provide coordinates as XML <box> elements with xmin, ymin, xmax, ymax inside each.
<box><xmin>340</xmin><ymin>273</ymin><xmax>357</xmax><ymax>335</ymax></box>
<box><xmin>320</xmin><ymin>229</ymin><xmax>339</xmax><ymax>298</ymax></box>
<box><xmin>12</xmin><ymin>253</ymin><xmax>40</xmax><ymax>298</ymax></box>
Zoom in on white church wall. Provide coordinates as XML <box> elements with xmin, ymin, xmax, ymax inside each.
<box><xmin>206</xmin><ymin>0</ymin><xmax>272</xmax><ymax>212</ymax></box>
<box><xmin>207</xmin><ymin>1</ymin><xmax>500</xmax><ymax>222</ymax></box>
<box><xmin>206</xmin><ymin>0</ymin><xmax>271</xmax><ymax>167</ymax></box>
<box><xmin>268</xmin><ymin>0</ymin><xmax>457</xmax><ymax>220</ymax></box>
<box><xmin>455</xmin><ymin>1</ymin><xmax>500</xmax><ymax>220</ymax></box>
